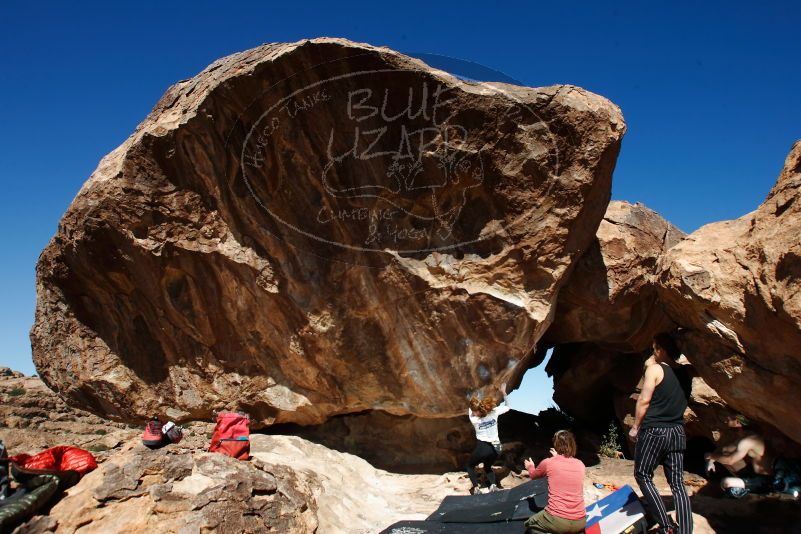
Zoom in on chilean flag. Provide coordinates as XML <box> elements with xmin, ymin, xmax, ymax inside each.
<box><xmin>584</xmin><ymin>485</ymin><xmax>646</xmax><ymax>534</ymax></box>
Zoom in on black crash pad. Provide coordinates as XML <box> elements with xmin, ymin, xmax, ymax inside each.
<box><xmin>380</xmin><ymin>479</ymin><xmax>548</xmax><ymax>533</ymax></box>
<box><xmin>437</xmin><ymin>499</ymin><xmax>533</xmax><ymax>523</ymax></box>
<box><xmin>426</xmin><ymin>478</ymin><xmax>547</xmax><ymax>523</ymax></box>
<box><xmin>379</xmin><ymin>519</ymin><xmax>525</xmax><ymax>534</ymax></box>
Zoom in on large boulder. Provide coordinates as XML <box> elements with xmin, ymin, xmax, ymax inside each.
<box><xmin>544</xmin><ymin>201</ymin><xmax>684</xmax><ymax>352</ymax></box>
<box><xmin>658</xmin><ymin>141</ymin><xmax>801</xmax><ymax>444</ymax></box>
<box><xmin>31</xmin><ymin>38</ymin><xmax>625</xmax><ymax>426</ymax></box>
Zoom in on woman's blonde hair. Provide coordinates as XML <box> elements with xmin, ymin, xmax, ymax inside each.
<box><xmin>552</xmin><ymin>430</ymin><xmax>577</xmax><ymax>458</ymax></box>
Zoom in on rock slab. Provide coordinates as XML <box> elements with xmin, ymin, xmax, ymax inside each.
<box><xmin>31</xmin><ymin>38</ymin><xmax>625</xmax><ymax>427</ymax></box>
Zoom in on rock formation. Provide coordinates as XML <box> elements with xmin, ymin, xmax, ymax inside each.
<box><xmin>544</xmin><ymin>201</ymin><xmax>684</xmax><ymax>353</ymax></box>
<box><xmin>543</xmin><ymin>194</ymin><xmax>798</xmax><ymax>451</ymax></box>
<box><xmin>546</xmin><ymin>343</ymin><xmax>644</xmax><ymax>429</ymax></box>
<box><xmin>545</xmin><ymin>341</ymin><xmax>750</xmax><ymax>464</ymax></box>
<box><xmin>658</xmin><ymin>141</ymin><xmax>801</xmax><ymax>444</ymax></box>
<box><xmin>31</xmin><ymin>38</ymin><xmax>625</xmax><ymax>427</ymax></box>
<box><xmin>28</xmin><ymin>32</ymin><xmax>801</xmax><ymax>468</ymax></box>
<box><xmin>541</xmin><ymin>201</ymin><xmax>721</xmax><ymax>451</ymax></box>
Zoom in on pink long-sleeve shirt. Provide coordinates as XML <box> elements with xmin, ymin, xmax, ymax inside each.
<box><xmin>527</xmin><ymin>455</ymin><xmax>586</xmax><ymax>520</ymax></box>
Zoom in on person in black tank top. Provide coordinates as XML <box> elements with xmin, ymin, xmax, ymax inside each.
<box><xmin>641</xmin><ymin>362</ymin><xmax>688</xmax><ymax>428</ymax></box>
<box><xmin>629</xmin><ymin>334</ymin><xmax>693</xmax><ymax>534</ymax></box>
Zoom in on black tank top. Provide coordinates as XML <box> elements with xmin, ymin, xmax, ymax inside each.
<box><xmin>642</xmin><ymin>363</ymin><xmax>688</xmax><ymax>428</ymax></box>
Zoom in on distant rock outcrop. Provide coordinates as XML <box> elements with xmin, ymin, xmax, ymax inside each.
<box><xmin>31</xmin><ymin>38</ymin><xmax>625</xmax><ymax>429</ymax></box>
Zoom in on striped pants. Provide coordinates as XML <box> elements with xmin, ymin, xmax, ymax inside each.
<box><xmin>634</xmin><ymin>425</ymin><xmax>693</xmax><ymax>534</ymax></box>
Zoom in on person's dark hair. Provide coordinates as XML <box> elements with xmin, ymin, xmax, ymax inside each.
<box><xmin>552</xmin><ymin>430</ymin><xmax>577</xmax><ymax>458</ymax></box>
<box><xmin>653</xmin><ymin>333</ymin><xmax>682</xmax><ymax>361</ymax></box>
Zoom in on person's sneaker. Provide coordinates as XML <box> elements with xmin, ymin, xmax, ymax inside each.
<box><xmin>488</xmin><ymin>484</ymin><xmax>499</xmax><ymax>492</ymax></box>
<box><xmin>785</xmin><ymin>486</ymin><xmax>801</xmax><ymax>498</ymax></box>
<box><xmin>142</xmin><ymin>417</ymin><xmax>165</xmax><ymax>448</ymax></box>
<box><xmin>143</xmin><ymin>417</ymin><xmax>162</xmax><ymax>441</ymax></box>
<box><xmin>725</xmin><ymin>486</ymin><xmax>749</xmax><ymax>499</ymax></box>
<box><xmin>477</xmin><ymin>486</ymin><xmax>491</xmax><ymax>494</ymax></box>
<box><xmin>657</xmin><ymin>521</ymin><xmax>679</xmax><ymax>534</ymax></box>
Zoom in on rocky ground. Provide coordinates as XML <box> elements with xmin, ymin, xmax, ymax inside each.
<box><xmin>0</xmin><ymin>368</ymin><xmax>139</xmax><ymax>456</ymax></box>
<box><xmin>3</xmin><ymin>370</ymin><xmax>801</xmax><ymax>533</ymax></box>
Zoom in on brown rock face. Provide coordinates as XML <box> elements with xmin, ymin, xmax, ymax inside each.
<box><xmin>658</xmin><ymin>141</ymin><xmax>801</xmax><ymax>444</ymax></box>
<box><xmin>31</xmin><ymin>38</ymin><xmax>625</xmax><ymax>427</ymax></box>
<box><xmin>540</xmin><ymin>201</ymin><xmax>741</xmax><ymax>455</ymax></box>
<box><xmin>545</xmin><ymin>201</ymin><xmax>684</xmax><ymax>352</ymax></box>
<box><xmin>547</xmin><ymin>343</ymin><xmax>752</xmax><ymax>467</ymax></box>
<box><xmin>540</xmin><ymin>201</ymin><xmax>696</xmax><ymax>447</ymax></box>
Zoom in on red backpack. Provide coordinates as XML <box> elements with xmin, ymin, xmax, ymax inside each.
<box><xmin>208</xmin><ymin>412</ymin><xmax>250</xmax><ymax>460</ymax></box>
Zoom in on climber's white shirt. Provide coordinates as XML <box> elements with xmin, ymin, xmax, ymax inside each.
<box><xmin>469</xmin><ymin>403</ymin><xmax>511</xmax><ymax>444</ymax></box>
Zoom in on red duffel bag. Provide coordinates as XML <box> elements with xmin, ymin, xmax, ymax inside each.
<box><xmin>208</xmin><ymin>412</ymin><xmax>250</xmax><ymax>460</ymax></box>
<box><xmin>9</xmin><ymin>446</ymin><xmax>97</xmax><ymax>476</ymax></box>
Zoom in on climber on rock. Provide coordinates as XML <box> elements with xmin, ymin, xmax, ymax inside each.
<box><xmin>466</xmin><ymin>381</ymin><xmax>510</xmax><ymax>495</ymax></box>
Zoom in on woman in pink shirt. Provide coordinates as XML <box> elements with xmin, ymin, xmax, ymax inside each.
<box><xmin>523</xmin><ymin>430</ymin><xmax>587</xmax><ymax>534</ymax></box>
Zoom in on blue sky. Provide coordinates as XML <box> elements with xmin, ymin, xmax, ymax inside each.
<box><xmin>1</xmin><ymin>1</ymin><xmax>799</xmax><ymax>414</ymax></box>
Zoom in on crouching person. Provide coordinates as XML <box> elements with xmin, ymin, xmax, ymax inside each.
<box><xmin>523</xmin><ymin>430</ymin><xmax>587</xmax><ymax>534</ymax></box>
<box><xmin>705</xmin><ymin>414</ymin><xmax>773</xmax><ymax>498</ymax></box>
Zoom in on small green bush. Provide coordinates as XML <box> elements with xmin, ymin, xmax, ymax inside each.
<box><xmin>94</xmin><ymin>429</ymin><xmax>107</xmax><ymax>435</ymax></box>
<box><xmin>7</xmin><ymin>388</ymin><xmax>26</xmax><ymax>397</ymax></box>
<box><xmin>87</xmin><ymin>444</ymin><xmax>110</xmax><ymax>453</ymax></box>
<box><xmin>599</xmin><ymin>421</ymin><xmax>622</xmax><ymax>458</ymax></box>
